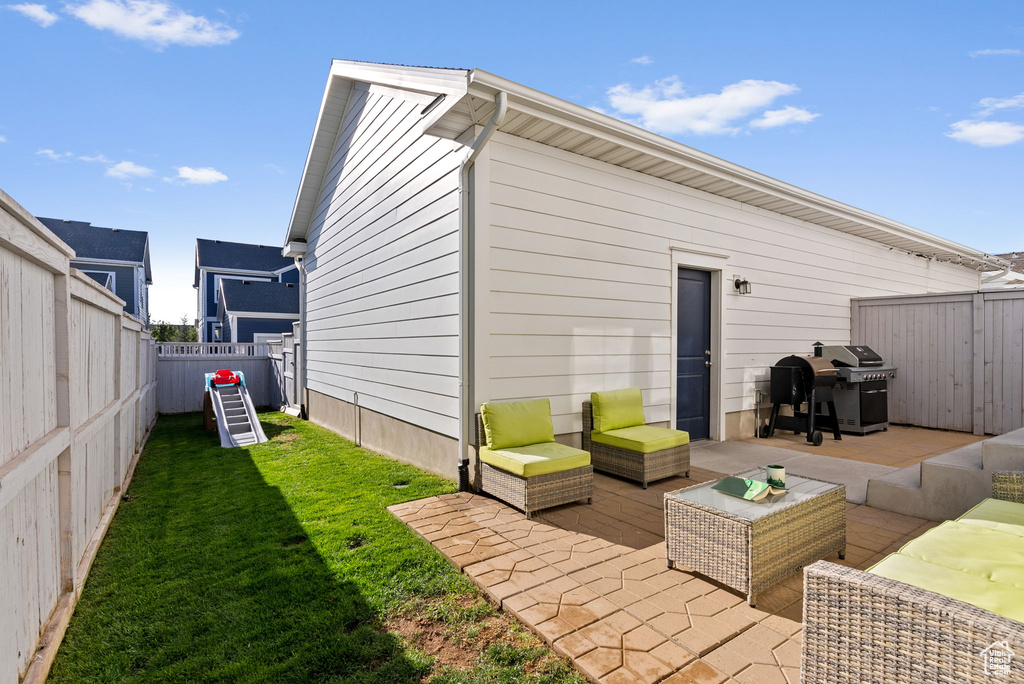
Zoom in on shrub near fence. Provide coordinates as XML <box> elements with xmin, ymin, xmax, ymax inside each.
<box><xmin>0</xmin><ymin>189</ymin><xmax>158</xmax><ymax>684</ymax></box>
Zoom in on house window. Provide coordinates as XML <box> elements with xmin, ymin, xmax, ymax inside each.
<box><xmin>82</xmin><ymin>270</ymin><xmax>115</xmax><ymax>292</ymax></box>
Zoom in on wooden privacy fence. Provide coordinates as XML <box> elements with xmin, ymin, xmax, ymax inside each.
<box><xmin>268</xmin><ymin>322</ymin><xmax>301</xmax><ymax>412</ymax></box>
<box><xmin>0</xmin><ymin>189</ymin><xmax>158</xmax><ymax>684</ymax></box>
<box><xmin>156</xmin><ymin>343</ymin><xmax>275</xmax><ymax>413</ymax></box>
<box><xmin>853</xmin><ymin>289</ymin><xmax>1024</xmax><ymax>435</ymax></box>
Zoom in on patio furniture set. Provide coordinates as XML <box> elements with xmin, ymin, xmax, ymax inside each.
<box><xmin>475</xmin><ymin>389</ymin><xmax>846</xmax><ymax>607</ymax></box>
<box><xmin>474</xmin><ymin>387</ymin><xmax>691</xmax><ymax>518</ymax></box>
<box><xmin>474</xmin><ymin>393</ymin><xmax>1024</xmax><ymax>681</ymax></box>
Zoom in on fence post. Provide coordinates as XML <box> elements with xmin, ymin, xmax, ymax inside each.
<box><xmin>972</xmin><ymin>292</ymin><xmax>985</xmax><ymax>436</ymax></box>
<box><xmin>53</xmin><ymin>273</ymin><xmax>74</xmax><ymax>594</ymax></box>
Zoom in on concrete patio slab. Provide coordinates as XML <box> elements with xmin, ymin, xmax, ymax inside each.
<box><xmin>688</xmin><ymin>440</ymin><xmax>895</xmax><ymax>503</ymax></box>
<box><xmin>390</xmin><ymin>469</ymin><xmax>938</xmax><ymax>683</ymax></box>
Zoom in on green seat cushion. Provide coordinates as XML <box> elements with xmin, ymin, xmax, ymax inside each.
<box><xmin>591</xmin><ymin>425</ymin><xmax>690</xmax><ymax>454</ymax></box>
<box><xmin>591</xmin><ymin>387</ymin><xmax>646</xmax><ymax>432</ymax></box>
<box><xmin>481</xmin><ymin>399</ymin><xmax>555</xmax><ymax>450</ymax></box>
<box><xmin>868</xmin><ymin>553</ymin><xmax>1024</xmax><ymax>622</ymax></box>
<box><xmin>479</xmin><ymin>442</ymin><xmax>591</xmax><ymax>478</ymax></box>
<box><xmin>891</xmin><ymin>521</ymin><xmax>1024</xmax><ymax>589</ymax></box>
<box><xmin>957</xmin><ymin>497</ymin><xmax>1024</xmax><ymax>537</ymax></box>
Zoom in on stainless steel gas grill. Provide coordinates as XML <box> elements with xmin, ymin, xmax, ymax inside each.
<box><xmin>821</xmin><ymin>345</ymin><xmax>898</xmax><ymax>435</ymax></box>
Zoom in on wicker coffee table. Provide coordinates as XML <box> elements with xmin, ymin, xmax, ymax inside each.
<box><xmin>665</xmin><ymin>471</ymin><xmax>845</xmax><ymax>606</ymax></box>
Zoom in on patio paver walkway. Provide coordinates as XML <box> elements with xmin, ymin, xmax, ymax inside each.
<box><xmin>389</xmin><ymin>468</ymin><xmax>938</xmax><ymax>684</ymax></box>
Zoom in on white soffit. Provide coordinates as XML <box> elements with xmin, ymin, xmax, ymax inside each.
<box><xmin>435</xmin><ymin>69</ymin><xmax>1008</xmax><ymax>271</ymax></box>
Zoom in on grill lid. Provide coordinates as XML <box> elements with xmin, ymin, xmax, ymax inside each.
<box><xmin>822</xmin><ymin>345</ymin><xmax>884</xmax><ymax>367</ymax></box>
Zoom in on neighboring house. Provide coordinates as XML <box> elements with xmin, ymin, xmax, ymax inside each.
<box><xmin>194</xmin><ymin>238</ymin><xmax>299</xmax><ymax>342</ymax></box>
<box><xmin>216</xmin><ymin>279</ymin><xmax>299</xmax><ymax>343</ymax></box>
<box><xmin>282</xmin><ymin>60</ymin><xmax>1012</xmax><ymax>481</ymax></box>
<box><xmin>36</xmin><ymin>216</ymin><xmax>152</xmax><ymax>321</ymax></box>
<box><xmin>991</xmin><ymin>251</ymin><xmax>1024</xmax><ymax>288</ymax></box>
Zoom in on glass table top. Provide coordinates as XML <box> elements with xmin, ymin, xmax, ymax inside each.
<box><xmin>665</xmin><ymin>470</ymin><xmax>842</xmax><ymax>521</ymax></box>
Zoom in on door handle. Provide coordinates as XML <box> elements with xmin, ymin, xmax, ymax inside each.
<box><xmin>704</xmin><ymin>350</ymin><xmax>712</xmax><ymax>356</ymax></box>
<box><xmin>705</xmin><ymin>360</ymin><xmax>713</xmax><ymax>367</ymax></box>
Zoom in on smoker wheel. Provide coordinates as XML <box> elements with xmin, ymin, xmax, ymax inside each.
<box><xmin>811</xmin><ymin>431</ymin><xmax>823</xmax><ymax>447</ymax></box>
<box><xmin>759</xmin><ymin>425</ymin><xmax>770</xmax><ymax>438</ymax></box>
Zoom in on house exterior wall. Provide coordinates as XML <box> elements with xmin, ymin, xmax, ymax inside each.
<box><xmin>480</xmin><ymin>133</ymin><xmax>981</xmax><ymax>440</ymax></box>
<box><xmin>71</xmin><ymin>260</ymin><xmax>138</xmax><ymax>316</ymax></box>
<box><xmin>233</xmin><ymin>317</ymin><xmax>299</xmax><ymax>343</ymax></box>
<box><xmin>302</xmin><ymin>81</ymin><xmax>463</xmax><ymax>449</ymax></box>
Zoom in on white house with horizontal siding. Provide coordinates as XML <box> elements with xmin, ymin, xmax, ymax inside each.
<box><xmin>282</xmin><ymin>59</ymin><xmax>1010</xmax><ymax>482</ymax></box>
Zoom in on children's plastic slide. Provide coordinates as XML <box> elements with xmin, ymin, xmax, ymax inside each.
<box><xmin>205</xmin><ymin>369</ymin><xmax>268</xmax><ymax>448</ymax></box>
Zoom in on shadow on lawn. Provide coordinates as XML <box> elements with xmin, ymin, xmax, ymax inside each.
<box><xmin>49</xmin><ymin>413</ymin><xmax>429</xmax><ymax>684</ymax></box>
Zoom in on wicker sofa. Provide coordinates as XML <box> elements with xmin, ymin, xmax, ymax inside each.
<box><xmin>802</xmin><ymin>470</ymin><xmax>1024</xmax><ymax>683</ymax></box>
<box><xmin>475</xmin><ymin>399</ymin><xmax>593</xmax><ymax>519</ymax></box>
<box><xmin>582</xmin><ymin>388</ymin><xmax>690</xmax><ymax>489</ymax></box>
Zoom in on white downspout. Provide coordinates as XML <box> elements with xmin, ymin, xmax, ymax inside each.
<box><xmin>458</xmin><ymin>91</ymin><xmax>507</xmax><ymax>491</ymax></box>
<box><xmin>293</xmin><ymin>256</ymin><xmax>308</xmax><ymax>418</ymax></box>
<box><xmin>981</xmin><ymin>265</ymin><xmax>1011</xmax><ymax>285</ymax></box>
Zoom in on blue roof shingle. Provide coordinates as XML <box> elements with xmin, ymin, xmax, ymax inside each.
<box><xmin>219</xmin><ymin>280</ymin><xmax>300</xmax><ymax>315</ymax></box>
<box><xmin>37</xmin><ymin>216</ymin><xmax>149</xmax><ymax>264</ymax></box>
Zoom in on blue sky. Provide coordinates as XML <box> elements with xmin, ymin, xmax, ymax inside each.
<box><xmin>1</xmin><ymin>0</ymin><xmax>1021</xmax><ymax>322</ymax></box>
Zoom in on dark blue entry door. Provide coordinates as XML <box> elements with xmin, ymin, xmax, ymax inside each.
<box><xmin>676</xmin><ymin>268</ymin><xmax>711</xmax><ymax>440</ymax></box>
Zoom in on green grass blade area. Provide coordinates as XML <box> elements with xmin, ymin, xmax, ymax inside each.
<box><xmin>48</xmin><ymin>412</ymin><xmax>584</xmax><ymax>684</ymax></box>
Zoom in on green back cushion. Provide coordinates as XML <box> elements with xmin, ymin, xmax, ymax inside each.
<box><xmin>481</xmin><ymin>399</ymin><xmax>555</xmax><ymax>450</ymax></box>
<box><xmin>591</xmin><ymin>387</ymin><xmax>646</xmax><ymax>433</ymax></box>
<box><xmin>867</xmin><ymin>517</ymin><xmax>1024</xmax><ymax>621</ymax></box>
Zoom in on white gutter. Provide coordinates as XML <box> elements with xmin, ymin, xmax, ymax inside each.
<box><xmin>466</xmin><ymin>70</ymin><xmax>1011</xmax><ymax>273</ymax></box>
<box><xmin>457</xmin><ymin>91</ymin><xmax>507</xmax><ymax>491</ymax></box>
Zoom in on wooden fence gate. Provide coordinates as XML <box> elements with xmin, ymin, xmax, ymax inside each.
<box><xmin>853</xmin><ymin>289</ymin><xmax>1024</xmax><ymax>435</ymax></box>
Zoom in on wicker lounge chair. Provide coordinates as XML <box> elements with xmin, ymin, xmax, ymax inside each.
<box><xmin>475</xmin><ymin>399</ymin><xmax>592</xmax><ymax>519</ymax></box>
<box><xmin>801</xmin><ymin>470</ymin><xmax>1024</xmax><ymax>684</ymax></box>
<box><xmin>582</xmin><ymin>388</ymin><xmax>690</xmax><ymax>488</ymax></box>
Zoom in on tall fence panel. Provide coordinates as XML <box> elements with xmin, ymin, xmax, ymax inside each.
<box><xmin>0</xmin><ymin>189</ymin><xmax>157</xmax><ymax>684</ymax></box>
<box><xmin>268</xmin><ymin>322</ymin><xmax>301</xmax><ymax>412</ymax></box>
<box><xmin>155</xmin><ymin>343</ymin><xmax>275</xmax><ymax>413</ymax></box>
<box><xmin>853</xmin><ymin>289</ymin><xmax>1024</xmax><ymax>435</ymax></box>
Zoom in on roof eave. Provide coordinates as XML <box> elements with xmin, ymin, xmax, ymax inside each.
<box><xmin>462</xmin><ymin>69</ymin><xmax>1010</xmax><ymax>271</ymax></box>
<box><xmin>283</xmin><ymin>60</ymin><xmax>470</xmax><ymax>245</ymax></box>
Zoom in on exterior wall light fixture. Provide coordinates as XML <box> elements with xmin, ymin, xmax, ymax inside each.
<box><xmin>734</xmin><ymin>277</ymin><xmax>752</xmax><ymax>295</ymax></box>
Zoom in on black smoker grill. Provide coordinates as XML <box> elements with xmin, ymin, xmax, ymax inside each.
<box><xmin>761</xmin><ymin>356</ymin><xmax>842</xmax><ymax>446</ymax></box>
<box><xmin>821</xmin><ymin>345</ymin><xmax>898</xmax><ymax>434</ymax></box>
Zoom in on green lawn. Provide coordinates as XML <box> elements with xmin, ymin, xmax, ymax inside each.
<box><xmin>49</xmin><ymin>412</ymin><xmax>584</xmax><ymax>684</ymax></box>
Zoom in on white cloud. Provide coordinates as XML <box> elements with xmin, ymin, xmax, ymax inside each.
<box><xmin>37</xmin><ymin>148</ymin><xmax>72</xmax><ymax>161</ymax></box>
<box><xmin>105</xmin><ymin>160</ymin><xmax>154</xmax><ymax>178</ymax></box>
<box><xmin>631</xmin><ymin>55</ymin><xmax>653</xmax><ymax>65</ymax></box>
<box><xmin>65</xmin><ymin>0</ymin><xmax>239</xmax><ymax>47</ymax></box>
<box><xmin>977</xmin><ymin>93</ymin><xmax>1024</xmax><ymax>117</ymax></box>
<box><xmin>946</xmin><ymin>120</ymin><xmax>1024</xmax><ymax>147</ymax></box>
<box><xmin>750</xmin><ymin>105</ymin><xmax>820</xmax><ymax>129</ymax></box>
<box><xmin>969</xmin><ymin>48</ymin><xmax>1021</xmax><ymax>57</ymax></box>
<box><xmin>0</xmin><ymin>135</ymin><xmax>6</xmax><ymax>143</ymax></box>
<box><xmin>606</xmin><ymin>76</ymin><xmax>810</xmax><ymax>135</ymax></box>
<box><xmin>78</xmin><ymin>153</ymin><xmax>112</xmax><ymax>163</ymax></box>
<box><xmin>6</xmin><ymin>3</ymin><xmax>58</xmax><ymax>26</ymax></box>
<box><xmin>169</xmin><ymin>166</ymin><xmax>228</xmax><ymax>184</ymax></box>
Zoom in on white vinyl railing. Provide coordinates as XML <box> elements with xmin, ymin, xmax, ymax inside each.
<box><xmin>155</xmin><ymin>342</ymin><xmax>271</xmax><ymax>358</ymax></box>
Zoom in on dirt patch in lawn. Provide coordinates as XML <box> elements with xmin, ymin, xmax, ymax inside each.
<box><xmin>387</xmin><ymin>595</ymin><xmax>564</xmax><ymax>678</ymax></box>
